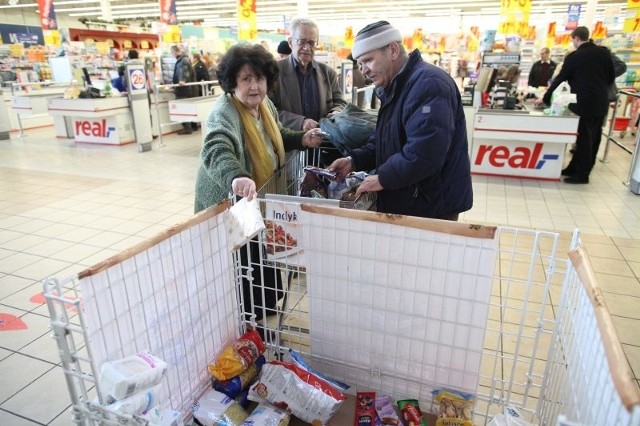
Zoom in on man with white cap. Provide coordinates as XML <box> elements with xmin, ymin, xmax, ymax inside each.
<box><xmin>328</xmin><ymin>21</ymin><xmax>472</xmax><ymax>220</ymax></box>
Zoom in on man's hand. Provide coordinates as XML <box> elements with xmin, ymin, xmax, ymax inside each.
<box><xmin>231</xmin><ymin>177</ymin><xmax>257</xmax><ymax>201</ymax></box>
<box><xmin>327</xmin><ymin>110</ymin><xmax>339</xmax><ymax>117</ymax></box>
<box><xmin>534</xmin><ymin>98</ymin><xmax>546</xmax><ymax>107</ymax></box>
<box><xmin>302</xmin><ymin>118</ymin><xmax>319</xmax><ymax>131</ymax></box>
<box><xmin>302</xmin><ymin>129</ymin><xmax>323</xmax><ymax>148</ymax></box>
<box><xmin>179</xmin><ymin>80</ymin><xmax>186</xmax><ymax>86</ymax></box>
<box><xmin>356</xmin><ymin>175</ymin><xmax>383</xmax><ymax>196</ymax></box>
<box><xmin>327</xmin><ymin>157</ymin><xmax>354</xmax><ymax>180</ymax></box>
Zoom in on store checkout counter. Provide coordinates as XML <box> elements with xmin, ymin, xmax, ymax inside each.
<box><xmin>467</xmin><ymin>103</ymin><xmax>579</xmax><ymax>181</ymax></box>
<box><xmin>168</xmin><ymin>94</ymin><xmax>219</xmax><ymax>123</ymax></box>
<box><xmin>8</xmin><ymin>84</ymin><xmax>67</xmax><ymax>133</ymax></box>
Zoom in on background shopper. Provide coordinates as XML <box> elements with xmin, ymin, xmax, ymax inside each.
<box><xmin>535</xmin><ymin>26</ymin><xmax>614</xmax><ymax>184</ymax></box>
<box><xmin>528</xmin><ymin>48</ymin><xmax>557</xmax><ymax>87</ymax></box>
<box><xmin>171</xmin><ymin>45</ymin><xmax>197</xmax><ymax>135</ymax></box>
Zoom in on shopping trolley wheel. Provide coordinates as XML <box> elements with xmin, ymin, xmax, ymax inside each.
<box><xmin>620</xmin><ymin>131</ymin><xmax>627</xmax><ymax>138</ymax></box>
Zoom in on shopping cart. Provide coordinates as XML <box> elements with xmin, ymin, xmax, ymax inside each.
<box><xmin>43</xmin><ymin>202</ymin><xmax>640</xmax><ymax>425</ymax></box>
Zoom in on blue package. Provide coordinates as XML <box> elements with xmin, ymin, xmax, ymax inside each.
<box><xmin>288</xmin><ymin>349</ymin><xmax>350</xmax><ymax>392</ymax></box>
<box><xmin>213</xmin><ymin>355</ymin><xmax>265</xmax><ymax>398</ymax></box>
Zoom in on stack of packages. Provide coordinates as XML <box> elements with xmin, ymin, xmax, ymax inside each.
<box><xmin>193</xmin><ymin>330</ymin><xmax>348</xmax><ymax>426</ymax></box>
<box><xmin>99</xmin><ymin>351</ymin><xmax>182</xmax><ymax>425</ymax></box>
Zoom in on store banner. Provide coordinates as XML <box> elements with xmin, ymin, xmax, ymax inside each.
<box><xmin>37</xmin><ymin>0</ymin><xmax>58</xmax><ymax>30</ymax></box>
<box><xmin>161</xmin><ymin>25</ymin><xmax>180</xmax><ymax>43</ymax></box>
<box><xmin>344</xmin><ymin>26</ymin><xmax>353</xmax><ymax>48</ymax></box>
<box><xmin>43</xmin><ymin>29</ymin><xmax>61</xmax><ymax>46</ymax></box>
<box><xmin>159</xmin><ymin>0</ymin><xmax>177</xmax><ymax>25</ymax></box>
<box><xmin>499</xmin><ymin>0</ymin><xmax>531</xmax><ymax>34</ymax></box>
<box><xmin>238</xmin><ymin>0</ymin><xmax>257</xmax><ymax>41</ymax></box>
<box><xmin>565</xmin><ymin>4</ymin><xmax>581</xmax><ymax>31</ymax></box>
<box><xmin>592</xmin><ymin>21</ymin><xmax>607</xmax><ymax>39</ymax></box>
<box><xmin>623</xmin><ymin>0</ymin><xmax>640</xmax><ymax>33</ymax></box>
<box><xmin>413</xmin><ymin>28</ymin><xmax>423</xmax><ymax>50</ymax></box>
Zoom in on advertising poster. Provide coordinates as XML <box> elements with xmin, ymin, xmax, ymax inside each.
<box><xmin>159</xmin><ymin>0</ymin><xmax>177</xmax><ymax>25</ymax></box>
<box><xmin>37</xmin><ymin>0</ymin><xmax>58</xmax><ymax>30</ymax></box>
<box><xmin>565</xmin><ymin>4</ymin><xmax>581</xmax><ymax>31</ymax></box>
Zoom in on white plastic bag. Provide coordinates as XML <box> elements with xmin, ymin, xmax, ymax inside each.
<box><xmin>549</xmin><ymin>82</ymin><xmax>576</xmax><ymax>116</ymax></box>
<box><xmin>108</xmin><ymin>384</ymin><xmax>162</xmax><ymax>415</ymax></box>
<box><xmin>224</xmin><ymin>198</ymin><xmax>266</xmax><ymax>251</ymax></box>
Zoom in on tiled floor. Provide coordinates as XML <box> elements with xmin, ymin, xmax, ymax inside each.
<box><xmin>0</xmin><ymin>125</ymin><xmax>639</xmax><ymax>424</ymax></box>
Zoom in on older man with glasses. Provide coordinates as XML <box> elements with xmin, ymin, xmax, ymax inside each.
<box><xmin>269</xmin><ymin>18</ymin><xmax>346</xmax><ymax>134</ymax></box>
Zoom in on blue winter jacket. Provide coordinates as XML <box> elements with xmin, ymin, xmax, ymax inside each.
<box><xmin>350</xmin><ymin>49</ymin><xmax>473</xmax><ymax>219</ymax></box>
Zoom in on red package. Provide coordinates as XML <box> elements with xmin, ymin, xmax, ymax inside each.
<box><xmin>355</xmin><ymin>392</ymin><xmax>376</xmax><ymax>426</ymax></box>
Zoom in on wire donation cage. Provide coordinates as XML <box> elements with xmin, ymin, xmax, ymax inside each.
<box><xmin>43</xmin><ymin>196</ymin><xmax>640</xmax><ymax>426</ymax></box>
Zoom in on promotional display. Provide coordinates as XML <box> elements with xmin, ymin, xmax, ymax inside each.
<box><xmin>238</xmin><ymin>0</ymin><xmax>257</xmax><ymax>41</ymax></box>
<box><xmin>471</xmin><ymin>111</ymin><xmax>579</xmax><ymax>180</ymax></box>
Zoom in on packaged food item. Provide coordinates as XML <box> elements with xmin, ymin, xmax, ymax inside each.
<box><xmin>355</xmin><ymin>392</ymin><xmax>376</xmax><ymax>426</ymax></box>
<box><xmin>213</xmin><ymin>356</ymin><xmax>266</xmax><ymax>398</ymax></box>
<box><xmin>107</xmin><ymin>384</ymin><xmax>162</xmax><ymax>415</ymax></box>
<box><xmin>288</xmin><ymin>349</ymin><xmax>350</xmax><ymax>392</ymax></box>
<box><xmin>142</xmin><ymin>406</ymin><xmax>184</xmax><ymax>426</ymax></box>
<box><xmin>99</xmin><ymin>351</ymin><xmax>168</xmax><ymax>400</ymax></box>
<box><xmin>243</xmin><ymin>403</ymin><xmax>290</xmax><ymax>426</ymax></box>
<box><xmin>192</xmin><ymin>389</ymin><xmax>249</xmax><ymax>426</ymax></box>
<box><xmin>374</xmin><ymin>395</ymin><xmax>400</xmax><ymax>425</ymax></box>
<box><xmin>487</xmin><ymin>406</ymin><xmax>534</xmax><ymax>426</ymax></box>
<box><xmin>209</xmin><ymin>330</ymin><xmax>266</xmax><ymax>381</ymax></box>
<box><xmin>432</xmin><ymin>389</ymin><xmax>474</xmax><ymax>425</ymax></box>
<box><xmin>397</xmin><ymin>399</ymin><xmax>427</xmax><ymax>426</ymax></box>
<box><xmin>248</xmin><ymin>361</ymin><xmax>346</xmax><ymax>425</ymax></box>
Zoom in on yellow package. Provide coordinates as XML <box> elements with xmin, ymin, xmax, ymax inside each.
<box><xmin>434</xmin><ymin>390</ymin><xmax>474</xmax><ymax>426</ymax></box>
<box><xmin>208</xmin><ymin>330</ymin><xmax>265</xmax><ymax>381</ymax></box>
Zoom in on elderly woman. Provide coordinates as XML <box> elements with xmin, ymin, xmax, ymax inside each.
<box><xmin>195</xmin><ymin>43</ymin><xmax>322</xmax><ymax>211</ymax></box>
<box><xmin>195</xmin><ymin>44</ymin><xmax>322</xmax><ymax>322</ymax></box>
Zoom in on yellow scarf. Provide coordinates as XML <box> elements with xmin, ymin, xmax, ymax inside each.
<box><xmin>231</xmin><ymin>95</ymin><xmax>285</xmax><ymax>189</ymax></box>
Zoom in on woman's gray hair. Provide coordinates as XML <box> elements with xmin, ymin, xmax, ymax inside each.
<box><xmin>290</xmin><ymin>18</ymin><xmax>318</xmax><ymax>37</ymax></box>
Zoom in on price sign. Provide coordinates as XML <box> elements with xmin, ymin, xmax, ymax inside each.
<box><xmin>623</xmin><ymin>16</ymin><xmax>640</xmax><ymax>32</ymax></box>
<box><xmin>128</xmin><ymin>65</ymin><xmax>147</xmax><ymax>93</ymax></box>
<box><xmin>237</xmin><ymin>0</ymin><xmax>257</xmax><ymax>40</ymax></box>
<box><xmin>628</xmin><ymin>0</ymin><xmax>640</xmax><ymax>9</ymax></box>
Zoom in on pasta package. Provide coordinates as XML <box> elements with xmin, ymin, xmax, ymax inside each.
<box><xmin>432</xmin><ymin>389</ymin><xmax>474</xmax><ymax>426</ymax></box>
<box><xmin>248</xmin><ymin>361</ymin><xmax>346</xmax><ymax>425</ymax></box>
<box><xmin>192</xmin><ymin>389</ymin><xmax>248</xmax><ymax>426</ymax></box>
<box><xmin>209</xmin><ymin>330</ymin><xmax>266</xmax><ymax>381</ymax></box>
<box><xmin>243</xmin><ymin>403</ymin><xmax>290</xmax><ymax>426</ymax></box>
<box><xmin>213</xmin><ymin>356</ymin><xmax>266</xmax><ymax>398</ymax></box>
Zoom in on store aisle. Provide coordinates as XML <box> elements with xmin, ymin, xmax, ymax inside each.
<box><xmin>0</xmin><ymin>128</ymin><xmax>639</xmax><ymax>424</ymax></box>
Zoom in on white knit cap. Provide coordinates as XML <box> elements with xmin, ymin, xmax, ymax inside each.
<box><xmin>351</xmin><ymin>21</ymin><xmax>403</xmax><ymax>60</ymax></box>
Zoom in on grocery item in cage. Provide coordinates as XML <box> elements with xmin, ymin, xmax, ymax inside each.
<box><xmin>487</xmin><ymin>406</ymin><xmax>533</xmax><ymax>426</ymax></box>
<box><xmin>106</xmin><ymin>383</ymin><xmax>162</xmax><ymax>416</ymax></box>
<box><xmin>192</xmin><ymin>389</ymin><xmax>249</xmax><ymax>426</ymax></box>
<box><xmin>374</xmin><ymin>395</ymin><xmax>400</xmax><ymax>426</ymax></box>
<box><xmin>288</xmin><ymin>349</ymin><xmax>350</xmax><ymax>392</ymax></box>
<box><xmin>242</xmin><ymin>403</ymin><xmax>290</xmax><ymax>426</ymax></box>
<box><xmin>142</xmin><ymin>406</ymin><xmax>183</xmax><ymax>426</ymax></box>
<box><xmin>209</xmin><ymin>330</ymin><xmax>266</xmax><ymax>381</ymax></box>
<box><xmin>248</xmin><ymin>361</ymin><xmax>347</xmax><ymax>424</ymax></box>
<box><xmin>299</xmin><ymin>169</ymin><xmax>330</xmax><ymax>199</ymax></box>
<box><xmin>303</xmin><ymin>166</ymin><xmax>338</xmax><ymax>180</ymax></box>
<box><xmin>432</xmin><ymin>389</ymin><xmax>473</xmax><ymax>425</ymax></box>
<box><xmin>397</xmin><ymin>399</ymin><xmax>427</xmax><ymax>426</ymax></box>
<box><xmin>355</xmin><ymin>392</ymin><xmax>376</xmax><ymax>426</ymax></box>
<box><xmin>214</xmin><ymin>355</ymin><xmax>266</xmax><ymax>398</ymax></box>
<box><xmin>99</xmin><ymin>351</ymin><xmax>168</xmax><ymax>400</ymax></box>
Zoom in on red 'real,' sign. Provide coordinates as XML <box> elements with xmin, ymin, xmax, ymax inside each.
<box><xmin>74</xmin><ymin>119</ymin><xmax>116</xmax><ymax>139</ymax></box>
<box><xmin>474</xmin><ymin>143</ymin><xmax>559</xmax><ymax>170</ymax></box>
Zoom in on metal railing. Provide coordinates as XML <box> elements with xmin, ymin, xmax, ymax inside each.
<box><xmin>602</xmin><ymin>89</ymin><xmax>639</xmax><ymax>161</ymax></box>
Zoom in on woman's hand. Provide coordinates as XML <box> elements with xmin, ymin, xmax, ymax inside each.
<box><xmin>302</xmin><ymin>129</ymin><xmax>324</xmax><ymax>148</ymax></box>
<box><xmin>231</xmin><ymin>177</ymin><xmax>257</xmax><ymax>201</ymax></box>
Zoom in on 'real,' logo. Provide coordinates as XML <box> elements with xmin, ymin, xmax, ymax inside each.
<box><xmin>475</xmin><ymin>143</ymin><xmax>559</xmax><ymax>169</ymax></box>
<box><xmin>75</xmin><ymin>119</ymin><xmax>116</xmax><ymax>138</ymax></box>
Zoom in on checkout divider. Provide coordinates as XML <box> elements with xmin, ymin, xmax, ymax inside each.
<box><xmin>9</xmin><ymin>81</ymin><xmax>69</xmax><ymax>137</ymax></box>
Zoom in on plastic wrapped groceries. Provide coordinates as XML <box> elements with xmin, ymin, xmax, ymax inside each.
<box><xmin>107</xmin><ymin>384</ymin><xmax>162</xmax><ymax>415</ymax></box>
<box><xmin>99</xmin><ymin>351</ymin><xmax>167</xmax><ymax>400</ymax></box>
<box><xmin>192</xmin><ymin>389</ymin><xmax>249</xmax><ymax>426</ymax></box>
<box><xmin>242</xmin><ymin>403</ymin><xmax>290</xmax><ymax>426</ymax></box>
<box><xmin>209</xmin><ymin>331</ymin><xmax>266</xmax><ymax>381</ymax></box>
<box><xmin>213</xmin><ymin>356</ymin><xmax>266</xmax><ymax>398</ymax></box>
<box><xmin>248</xmin><ymin>361</ymin><xmax>346</xmax><ymax>425</ymax></box>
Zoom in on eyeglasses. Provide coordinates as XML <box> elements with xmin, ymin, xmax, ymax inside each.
<box><xmin>294</xmin><ymin>39</ymin><xmax>317</xmax><ymax>48</ymax></box>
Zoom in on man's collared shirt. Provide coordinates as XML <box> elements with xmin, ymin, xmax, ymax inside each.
<box><xmin>293</xmin><ymin>58</ymin><xmax>320</xmax><ymax>121</ymax></box>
